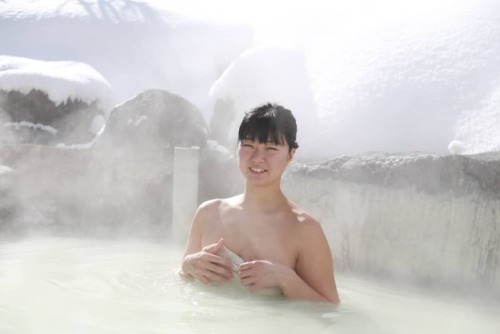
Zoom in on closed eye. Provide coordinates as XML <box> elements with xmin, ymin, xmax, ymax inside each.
<box><xmin>241</xmin><ymin>142</ymin><xmax>255</xmax><ymax>148</ymax></box>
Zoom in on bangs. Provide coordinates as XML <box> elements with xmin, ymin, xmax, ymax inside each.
<box><xmin>237</xmin><ymin>103</ymin><xmax>299</xmax><ymax>150</ymax></box>
<box><xmin>238</xmin><ymin>111</ymin><xmax>286</xmax><ymax>146</ymax></box>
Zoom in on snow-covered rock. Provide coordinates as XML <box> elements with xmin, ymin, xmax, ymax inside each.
<box><xmin>0</xmin><ymin>55</ymin><xmax>111</xmax><ymax>145</ymax></box>
<box><xmin>284</xmin><ymin>152</ymin><xmax>500</xmax><ymax>295</ymax></box>
<box><xmin>0</xmin><ymin>55</ymin><xmax>111</xmax><ymax>110</ymax></box>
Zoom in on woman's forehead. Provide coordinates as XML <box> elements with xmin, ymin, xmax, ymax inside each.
<box><xmin>242</xmin><ymin>136</ymin><xmax>286</xmax><ymax>143</ymax></box>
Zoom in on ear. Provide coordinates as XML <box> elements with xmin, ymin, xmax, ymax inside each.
<box><xmin>287</xmin><ymin>148</ymin><xmax>296</xmax><ymax>161</ymax></box>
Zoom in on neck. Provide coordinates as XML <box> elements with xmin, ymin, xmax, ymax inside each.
<box><xmin>241</xmin><ymin>182</ymin><xmax>287</xmax><ymax>212</ymax></box>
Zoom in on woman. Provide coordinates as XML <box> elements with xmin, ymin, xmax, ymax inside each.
<box><xmin>178</xmin><ymin>103</ymin><xmax>340</xmax><ymax>304</ymax></box>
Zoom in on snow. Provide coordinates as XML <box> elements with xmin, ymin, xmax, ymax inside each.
<box><xmin>0</xmin><ymin>0</ymin><xmax>252</xmax><ymax>119</ymax></box>
<box><xmin>0</xmin><ymin>56</ymin><xmax>112</xmax><ymax>111</ymax></box>
<box><xmin>447</xmin><ymin>140</ymin><xmax>465</xmax><ymax>155</ymax></box>
<box><xmin>209</xmin><ymin>45</ymin><xmax>318</xmax><ymax>153</ymax></box>
<box><xmin>1</xmin><ymin>0</ymin><xmax>500</xmax><ymax>158</ymax></box>
<box><xmin>89</xmin><ymin>115</ymin><xmax>106</xmax><ymax>135</ymax></box>
<box><xmin>3</xmin><ymin>121</ymin><xmax>57</xmax><ymax>135</ymax></box>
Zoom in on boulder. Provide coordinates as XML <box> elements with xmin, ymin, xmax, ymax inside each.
<box><xmin>98</xmin><ymin>89</ymin><xmax>207</xmax><ymax>158</ymax></box>
<box><xmin>90</xmin><ymin>89</ymin><xmax>210</xmax><ymax>236</ymax></box>
<box><xmin>0</xmin><ymin>89</ymin><xmax>241</xmax><ymax>237</ymax></box>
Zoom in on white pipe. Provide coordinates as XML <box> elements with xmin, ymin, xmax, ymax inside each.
<box><xmin>172</xmin><ymin>146</ymin><xmax>199</xmax><ymax>243</ymax></box>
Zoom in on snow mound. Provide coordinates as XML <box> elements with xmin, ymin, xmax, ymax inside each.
<box><xmin>0</xmin><ymin>55</ymin><xmax>112</xmax><ymax>112</ymax></box>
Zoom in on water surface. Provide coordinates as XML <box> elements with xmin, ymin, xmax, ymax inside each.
<box><xmin>0</xmin><ymin>237</ymin><xmax>498</xmax><ymax>333</ymax></box>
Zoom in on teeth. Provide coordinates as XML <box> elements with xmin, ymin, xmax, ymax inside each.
<box><xmin>250</xmin><ymin>167</ymin><xmax>265</xmax><ymax>173</ymax></box>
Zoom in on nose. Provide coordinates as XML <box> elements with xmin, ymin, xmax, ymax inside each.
<box><xmin>250</xmin><ymin>146</ymin><xmax>266</xmax><ymax>162</ymax></box>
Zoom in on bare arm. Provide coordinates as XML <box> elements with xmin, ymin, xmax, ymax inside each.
<box><xmin>239</xmin><ymin>218</ymin><xmax>339</xmax><ymax>304</ymax></box>
<box><xmin>290</xmin><ymin>219</ymin><xmax>339</xmax><ymax>304</ymax></box>
<box><xmin>178</xmin><ymin>201</ymin><xmax>234</xmax><ymax>284</ymax></box>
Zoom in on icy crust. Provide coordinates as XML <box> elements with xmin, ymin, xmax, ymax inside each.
<box><xmin>289</xmin><ymin>152</ymin><xmax>500</xmax><ymax>197</ymax></box>
<box><xmin>0</xmin><ymin>56</ymin><xmax>112</xmax><ymax>111</ymax></box>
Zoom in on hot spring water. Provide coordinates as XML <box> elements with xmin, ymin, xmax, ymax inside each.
<box><xmin>1</xmin><ymin>149</ymin><xmax>499</xmax><ymax>333</ymax></box>
<box><xmin>0</xmin><ymin>237</ymin><xmax>498</xmax><ymax>334</ymax></box>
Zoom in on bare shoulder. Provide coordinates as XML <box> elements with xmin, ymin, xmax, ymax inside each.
<box><xmin>287</xmin><ymin>201</ymin><xmax>331</xmax><ymax>255</ymax></box>
<box><xmin>288</xmin><ymin>201</ymin><xmax>323</xmax><ymax>233</ymax></box>
<box><xmin>197</xmin><ymin>198</ymin><xmax>222</xmax><ymax>212</ymax></box>
<box><xmin>196</xmin><ymin>195</ymin><xmax>242</xmax><ymax>218</ymax></box>
<box><xmin>190</xmin><ymin>196</ymin><xmax>241</xmax><ymax>244</ymax></box>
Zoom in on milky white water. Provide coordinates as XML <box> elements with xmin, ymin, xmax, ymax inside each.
<box><xmin>0</xmin><ymin>237</ymin><xmax>498</xmax><ymax>334</ymax></box>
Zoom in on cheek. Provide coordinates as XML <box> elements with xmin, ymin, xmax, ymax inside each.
<box><xmin>269</xmin><ymin>154</ymin><xmax>290</xmax><ymax>167</ymax></box>
<box><xmin>238</xmin><ymin>149</ymin><xmax>249</xmax><ymax>161</ymax></box>
<box><xmin>237</xmin><ymin>151</ymin><xmax>250</xmax><ymax>169</ymax></box>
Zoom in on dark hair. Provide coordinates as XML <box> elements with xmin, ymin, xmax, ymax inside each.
<box><xmin>238</xmin><ymin>103</ymin><xmax>299</xmax><ymax>151</ymax></box>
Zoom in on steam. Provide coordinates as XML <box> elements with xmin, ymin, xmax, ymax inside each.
<box><xmin>0</xmin><ymin>5</ymin><xmax>499</xmax><ymax>329</ymax></box>
<box><xmin>0</xmin><ymin>0</ymin><xmax>499</xmax><ymax>239</ymax></box>
<box><xmin>3</xmin><ymin>1</ymin><xmax>500</xmax><ymax>158</ymax></box>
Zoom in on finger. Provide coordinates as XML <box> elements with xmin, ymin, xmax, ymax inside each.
<box><xmin>206</xmin><ymin>262</ymin><xmax>233</xmax><ymax>279</ymax></box>
<box><xmin>238</xmin><ymin>268</ymin><xmax>254</xmax><ymax>282</ymax></box>
<box><xmin>239</xmin><ymin>260</ymin><xmax>257</xmax><ymax>271</ymax></box>
<box><xmin>205</xmin><ymin>270</ymin><xmax>232</xmax><ymax>284</ymax></box>
<box><xmin>196</xmin><ymin>256</ymin><xmax>233</xmax><ymax>277</ymax></box>
<box><xmin>206</xmin><ymin>253</ymin><xmax>234</xmax><ymax>272</ymax></box>
<box><xmin>240</xmin><ymin>275</ymin><xmax>256</xmax><ymax>287</ymax></box>
<box><xmin>239</xmin><ymin>267</ymin><xmax>254</xmax><ymax>278</ymax></box>
<box><xmin>196</xmin><ymin>274</ymin><xmax>211</xmax><ymax>286</ymax></box>
<box><xmin>213</xmin><ymin>238</ymin><xmax>225</xmax><ymax>252</ymax></box>
<box><xmin>196</xmin><ymin>267</ymin><xmax>230</xmax><ymax>285</ymax></box>
<box><xmin>238</xmin><ymin>266</ymin><xmax>253</xmax><ymax>280</ymax></box>
<box><xmin>203</xmin><ymin>238</ymin><xmax>225</xmax><ymax>254</ymax></box>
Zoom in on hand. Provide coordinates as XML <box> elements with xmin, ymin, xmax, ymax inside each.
<box><xmin>238</xmin><ymin>260</ymin><xmax>294</xmax><ymax>292</ymax></box>
<box><xmin>182</xmin><ymin>238</ymin><xmax>234</xmax><ymax>285</ymax></box>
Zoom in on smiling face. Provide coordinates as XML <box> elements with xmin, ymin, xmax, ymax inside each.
<box><xmin>238</xmin><ymin>138</ymin><xmax>295</xmax><ymax>186</ymax></box>
<box><xmin>236</xmin><ymin>103</ymin><xmax>299</xmax><ymax>187</ymax></box>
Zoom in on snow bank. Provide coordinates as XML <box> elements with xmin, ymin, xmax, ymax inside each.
<box><xmin>0</xmin><ymin>56</ymin><xmax>111</xmax><ymax>111</ymax></box>
<box><xmin>1</xmin><ymin>0</ymin><xmax>500</xmax><ymax>157</ymax></box>
<box><xmin>0</xmin><ymin>0</ymin><xmax>252</xmax><ymax>118</ymax></box>
<box><xmin>209</xmin><ymin>45</ymin><xmax>318</xmax><ymax>157</ymax></box>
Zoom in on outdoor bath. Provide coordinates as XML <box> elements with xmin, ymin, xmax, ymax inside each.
<box><xmin>1</xmin><ymin>0</ymin><xmax>500</xmax><ymax>332</ymax></box>
<box><xmin>1</xmin><ymin>147</ymin><xmax>499</xmax><ymax>334</ymax></box>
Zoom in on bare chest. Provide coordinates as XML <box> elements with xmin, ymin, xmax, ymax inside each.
<box><xmin>203</xmin><ymin>210</ymin><xmax>298</xmax><ymax>268</ymax></box>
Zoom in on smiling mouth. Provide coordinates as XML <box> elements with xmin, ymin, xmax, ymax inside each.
<box><xmin>249</xmin><ymin>167</ymin><xmax>267</xmax><ymax>173</ymax></box>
